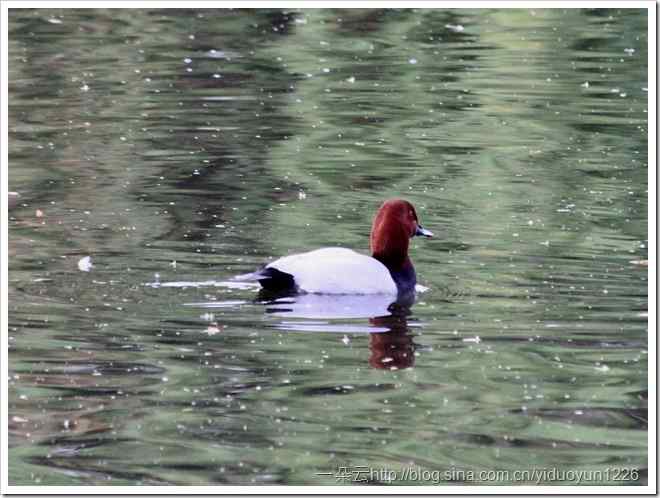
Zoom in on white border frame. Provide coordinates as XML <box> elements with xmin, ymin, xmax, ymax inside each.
<box><xmin>1</xmin><ymin>1</ymin><xmax>656</xmax><ymax>495</ymax></box>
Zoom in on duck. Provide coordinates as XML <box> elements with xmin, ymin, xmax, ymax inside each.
<box><xmin>236</xmin><ymin>199</ymin><xmax>433</xmax><ymax>296</ymax></box>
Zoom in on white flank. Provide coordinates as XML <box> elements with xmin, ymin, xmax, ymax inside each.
<box><xmin>267</xmin><ymin>247</ymin><xmax>397</xmax><ymax>295</ymax></box>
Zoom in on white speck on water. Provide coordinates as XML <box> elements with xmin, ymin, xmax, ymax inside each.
<box><xmin>78</xmin><ymin>256</ymin><xmax>93</xmax><ymax>272</ymax></box>
<box><xmin>298</xmin><ymin>190</ymin><xmax>307</xmax><ymax>200</ymax></box>
<box><xmin>619</xmin><ymin>92</ymin><xmax>627</xmax><ymax>98</ymax></box>
<box><xmin>445</xmin><ymin>24</ymin><xmax>464</xmax><ymax>32</ymax></box>
<box><xmin>206</xmin><ymin>324</ymin><xmax>221</xmax><ymax>335</ymax></box>
<box><xmin>346</xmin><ymin>76</ymin><xmax>356</xmax><ymax>83</ymax></box>
<box><xmin>408</xmin><ymin>58</ymin><xmax>418</xmax><ymax>64</ymax></box>
<box><xmin>47</xmin><ymin>18</ymin><xmax>62</xmax><ymax>24</ymax></box>
<box><xmin>322</xmin><ymin>67</ymin><xmax>330</xmax><ymax>73</ymax></box>
<box><xmin>463</xmin><ymin>336</ymin><xmax>481</xmax><ymax>344</ymax></box>
<box><xmin>341</xmin><ymin>335</ymin><xmax>350</xmax><ymax>345</ymax></box>
<box><xmin>80</xmin><ymin>84</ymin><xmax>89</xmax><ymax>92</ymax></box>
<box><xmin>207</xmin><ymin>50</ymin><xmax>230</xmax><ymax>59</ymax></box>
<box><xmin>624</xmin><ymin>48</ymin><xmax>635</xmax><ymax>55</ymax></box>
<box><xmin>595</xmin><ymin>364</ymin><xmax>610</xmax><ymax>372</ymax></box>
<box><xmin>580</xmin><ymin>81</ymin><xmax>589</xmax><ymax>88</ymax></box>
<box><xmin>184</xmin><ymin>57</ymin><xmax>192</xmax><ymax>64</ymax></box>
<box><xmin>212</xmin><ymin>74</ymin><xmax>221</xmax><ymax>79</ymax></box>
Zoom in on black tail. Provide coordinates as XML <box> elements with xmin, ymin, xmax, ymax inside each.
<box><xmin>235</xmin><ymin>266</ymin><xmax>296</xmax><ymax>293</ymax></box>
<box><xmin>257</xmin><ymin>267</ymin><xmax>296</xmax><ymax>292</ymax></box>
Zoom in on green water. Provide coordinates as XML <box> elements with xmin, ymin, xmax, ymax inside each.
<box><xmin>7</xmin><ymin>8</ymin><xmax>648</xmax><ymax>486</ymax></box>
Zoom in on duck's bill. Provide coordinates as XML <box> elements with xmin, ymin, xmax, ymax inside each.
<box><xmin>415</xmin><ymin>225</ymin><xmax>434</xmax><ymax>237</ymax></box>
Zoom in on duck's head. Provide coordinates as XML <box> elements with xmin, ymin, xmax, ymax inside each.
<box><xmin>370</xmin><ymin>199</ymin><xmax>432</xmax><ymax>269</ymax></box>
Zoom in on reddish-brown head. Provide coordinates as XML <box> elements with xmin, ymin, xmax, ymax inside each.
<box><xmin>370</xmin><ymin>199</ymin><xmax>432</xmax><ymax>270</ymax></box>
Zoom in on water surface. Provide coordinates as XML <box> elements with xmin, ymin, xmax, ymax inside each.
<box><xmin>8</xmin><ymin>8</ymin><xmax>648</xmax><ymax>486</ymax></box>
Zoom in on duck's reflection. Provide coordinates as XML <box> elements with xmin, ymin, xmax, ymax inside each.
<box><xmin>368</xmin><ymin>304</ymin><xmax>415</xmax><ymax>370</ymax></box>
<box><xmin>259</xmin><ymin>290</ymin><xmax>418</xmax><ymax>370</ymax></box>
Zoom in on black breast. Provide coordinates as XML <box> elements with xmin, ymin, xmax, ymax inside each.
<box><xmin>388</xmin><ymin>264</ymin><xmax>417</xmax><ymax>296</ymax></box>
